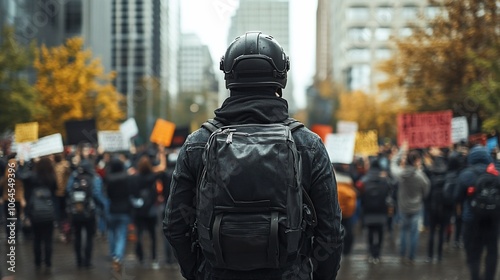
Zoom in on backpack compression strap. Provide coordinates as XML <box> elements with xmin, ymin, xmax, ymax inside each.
<box><xmin>201</xmin><ymin>119</ymin><xmax>224</xmax><ymax>133</ymax></box>
<box><xmin>202</xmin><ymin>118</ymin><xmax>304</xmax><ymax>133</ymax></box>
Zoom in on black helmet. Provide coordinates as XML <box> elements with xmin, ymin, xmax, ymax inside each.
<box><xmin>220</xmin><ymin>31</ymin><xmax>290</xmax><ymax>92</ymax></box>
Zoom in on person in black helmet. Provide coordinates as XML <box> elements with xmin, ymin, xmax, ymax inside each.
<box><xmin>163</xmin><ymin>31</ymin><xmax>344</xmax><ymax>280</ymax></box>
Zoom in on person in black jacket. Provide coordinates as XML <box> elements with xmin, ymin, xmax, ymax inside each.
<box><xmin>456</xmin><ymin>146</ymin><xmax>499</xmax><ymax>280</ymax></box>
<box><xmin>163</xmin><ymin>31</ymin><xmax>344</xmax><ymax>280</ymax></box>
<box><xmin>104</xmin><ymin>157</ymin><xmax>132</xmax><ymax>273</ymax></box>
<box><xmin>22</xmin><ymin>157</ymin><xmax>57</xmax><ymax>270</ymax></box>
<box><xmin>358</xmin><ymin>158</ymin><xmax>392</xmax><ymax>264</ymax></box>
<box><xmin>130</xmin><ymin>145</ymin><xmax>165</xmax><ymax>270</ymax></box>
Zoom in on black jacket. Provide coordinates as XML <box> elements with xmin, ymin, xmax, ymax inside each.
<box><xmin>105</xmin><ymin>172</ymin><xmax>132</xmax><ymax>215</ymax></box>
<box><xmin>163</xmin><ymin>95</ymin><xmax>344</xmax><ymax>280</ymax></box>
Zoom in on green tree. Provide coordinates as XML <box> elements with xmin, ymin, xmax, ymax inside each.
<box><xmin>0</xmin><ymin>26</ymin><xmax>37</xmax><ymax>134</ymax></box>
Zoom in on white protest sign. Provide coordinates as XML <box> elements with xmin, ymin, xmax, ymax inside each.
<box><xmin>325</xmin><ymin>133</ymin><xmax>356</xmax><ymax>164</ymax></box>
<box><xmin>30</xmin><ymin>133</ymin><xmax>64</xmax><ymax>158</ymax></box>
<box><xmin>337</xmin><ymin>121</ymin><xmax>358</xmax><ymax>134</ymax></box>
<box><xmin>98</xmin><ymin>131</ymin><xmax>130</xmax><ymax>152</ymax></box>
<box><xmin>452</xmin><ymin>116</ymin><xmax>468</xmax><ymax>143</ymax></box>
<box><xmin>120</xmin><ymin>118</ymin><xmax>139</xmax><ymax>139</ymax></box>
<box><xmin>15</xmin><ymin>142</ymin><xmax>32</xmax><ymax>161</ymax></box>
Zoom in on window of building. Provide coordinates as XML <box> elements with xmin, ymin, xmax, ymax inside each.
<box><xmin>375</xmin><ymin>28</ymin><xmax>391</xmax><ymax>41</ymax></box>
<box><xmin>426</xmin><ymin>6</ymin><xmax>440</xmax><ymax>19</ymax></box>
<box><xmin>400</xmin><ymin>27</ymin><xmax>413</xmax><ymax>37</ymax></box>
<box><xmin>402</xmin><ymin>6</ymin><xmax>419</xmax><ymax>20</ymax></box>
<box><xmin>347</xmin><ymin>6</ymin><xmax>370</xmax><ymax>21</ymax></box>
<box><xmin>64</xmin><ymin>1</ymin><xmax>82</xmax><ymax>34</ymax></box>
<box><xmin>348</xmin><ymin>64</ymin><xmax>371</xmax><ymax>91</ymax></box>
<box><xmin>348</xmin><ymin>27</ymin><xmax>371</xmax><ymax>42</ymax></box>
<box><xmin>376</xmin><ymin>6</ymin><xmax>393</xmax><ymax>23</ymax></box>
<box><xmin>347</xmin><ymin>48</ymin><xmax>370</xmax><ymax>61</ymax></box>
<box><xmin>376</xmin><ymin>48</ymin><xmax>392</xmax><ymax>60</ymax></box>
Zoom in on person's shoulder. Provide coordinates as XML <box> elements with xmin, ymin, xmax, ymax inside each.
<box><xmin>185</xmin><ymin>126</ymin><xmax>211</xmax><ymax>145</ymax></box>
<box><xmin>291</xmin><ymin>126</ymin><xmax>322</xmax><ymax>145</ymax></box>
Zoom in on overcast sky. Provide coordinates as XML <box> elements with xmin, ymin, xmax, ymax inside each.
<box><xmin>180</xmin><ymin>0</ymin><xmax>317</xmax><ymax>109</ymax></box>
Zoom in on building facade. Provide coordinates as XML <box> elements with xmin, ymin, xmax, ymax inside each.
<box><xmin>111</xmin><ymin>0</ymin><xmax>180</xmax><ymax>137</ymax></box>
<box><xmin>332</xmin><ymin>0</ymin><xmax>438</xmax><ymax>93</ymax></box>
<box><xmin>227</xmin><ymin>0</ymin><xmax>296</xmax><ymax>112</ymax></box>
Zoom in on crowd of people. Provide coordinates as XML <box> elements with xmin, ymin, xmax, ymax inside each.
<box><xmin>0</xmin><ymin>142</ymin><xmax>179</xmax><ymax>275</ymax></box>
<box><xmin>335</xmin><ymin>141</ymin><xmax>500</xmax><ymax>280</ymax></box>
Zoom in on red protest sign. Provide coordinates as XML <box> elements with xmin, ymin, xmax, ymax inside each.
<box><xmin>397</xmin><ymin>110</ymin><xmax>453</xmax><ymax>149</ymax></box>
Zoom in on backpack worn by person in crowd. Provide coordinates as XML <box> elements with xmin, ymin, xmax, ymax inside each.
<box><xmin>361</xmin><ymin>177</ymin><xmax>391</xmax><ymax>214</ymax></box>
<box><xmin>67</xmin><ymin>172</ymin><xmax>96</xmax><ymax>221</ymax></box>
<box><xmin>196</xmin><ymin>118</ymin><xmax>317</xmax><ymax>271</ymax></box>
<box><xmin>429</xmin><ymin>172</ymin><xmax>450</xmax><ymax>219</ymax></box>
<box><xmin>130</xmin><ymin>182</ymin><xmax>157</xmax><ymax>218</ymax></box>
<box><xmin>469</xmin><ymin>163</ymin><xmax>500</xmax><ymax>219</ymax></box>
<box><xmin>28</xmin><ymin>187</ymin><xmax>55</xmax><ymax>223</ymax></box>
<box><xmin>442</xmin><ymin>171</ymin><xmax>459</xmax><ymax>206</ymax></box>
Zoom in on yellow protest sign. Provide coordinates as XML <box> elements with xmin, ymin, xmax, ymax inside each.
<box><xmin>150</xmin><ymin>119</ymin><xmax>176</xmax><ymax>147</ymax></box>
<box><xmin>355</xmin><ymin>130</ymin><xmax>379</xmax><ymax>156</ymax></box>
<box><xmin>15</xmin><ymin>122</ymin><xmax>39</xmax><ymax>143</ymax></box>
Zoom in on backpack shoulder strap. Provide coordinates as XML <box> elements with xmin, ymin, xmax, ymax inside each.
<box><xmin>201</xmin><ymin>119</ymin><xmax>224</xmax><ymax>133</ymax></box>
<box><xmin>284</xmin><ymin>118</ymin><xmax>304</xmax><ymax>132</ymax></box>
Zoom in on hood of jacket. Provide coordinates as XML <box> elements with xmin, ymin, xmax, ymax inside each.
<box><xmin>467</xmin><ymin>146</ymin><xmax>492</xmax><ymax>166</ymax></box>
<box><xmin>214</xmin><ymin>95</ymin><xmax>289</xmax><ymax>125</ymax></box>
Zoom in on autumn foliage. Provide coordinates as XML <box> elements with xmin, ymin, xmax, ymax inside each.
<box><xmin>34</xmin><ymin>37</ymin><xmax>125</xmax><ymax>137</ymax></box>
<box><xmin>378</xmin><ymin>0</ymin><xmax>500</xmax><ymax>132</ymax></box>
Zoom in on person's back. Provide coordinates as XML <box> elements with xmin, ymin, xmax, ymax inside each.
<box><xmin>457</xmin><ymin>146</ymin><xmax>499</xmax><ymax>280</ymax></box>
<box><xmin>164</xmin><ymin>31</ymin><xmax>344</xmax><ymax>280</ymax></box>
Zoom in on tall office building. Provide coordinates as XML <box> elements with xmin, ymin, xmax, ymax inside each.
<box><xmin>111</xmin><ymin>0</ymin><xmax>180</xmax><ymax>136</ymax></box>
<box><xmin>179</xmin><ymin>33</ymin><xmax>218</xmax><ymax>129</ymax></box>
<box><xmin>227</xmin><ymin>0</ymin><xmax>296</xmax><ymax>113</ymax></box>
<box><xmin>332</xmin><ymin>0</ymin><xmax>438</xmax><ymax>93</ymax></box>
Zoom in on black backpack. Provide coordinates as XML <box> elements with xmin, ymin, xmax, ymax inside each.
<box><xmin>470</xmin><ymin>163</ymin><xmax>500</xmax><ymax>219</ymax></box>
<box><xmin>28</xmin><ymin>187</ymin><xmax>55</xmax><ymax>223</ymax></box>
<box><xmin>429</xmin><ymin>172</ymin><xmax>449</xmax><ymax>218</ymax></box>
<box><xmin>361</xmin><ymin>177</ymin><xmax>390</xmax><ymax>213</ymax></box>
<box><xmin>442</xmin><ymin>171</ymin><xmax>459</xmax><ymax>206</ymax></box>
<box><xmin>196</xmin><ymin>118</ymin><xmax>317</xmax><ymax>271</ymax></box>
<box><xmin>130</xmin><ymin>181</ymin><xmax>157</xmax><ymax>217</ymax></box>
<box><xmin>67</xmin><ymin>172</ymin><xmax>96</xmax><ymax>221</ymax></box>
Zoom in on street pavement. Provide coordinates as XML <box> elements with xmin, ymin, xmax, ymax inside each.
<box><xmin>0</xmin><ymin>224</ymin><xmax>496</xmax><ymax>280</ymax></box>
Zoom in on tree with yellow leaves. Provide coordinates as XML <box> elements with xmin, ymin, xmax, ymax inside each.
<box><xmin>34</xmin><ymin>37</ymin><xmax>125</xmax><ymax>137</ymax></box>
<box><xmin>379</xmin><ymin>0</ymin><xmax>500</xmax><ymax>132</ymax></box>
<box><xmin>336</xmin><ymin>91</ymin><xmax>403</xmax><ymax>138</ymax></box>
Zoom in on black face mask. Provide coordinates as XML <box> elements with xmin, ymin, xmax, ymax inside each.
<box><xmin>229</xmin><ymin>86</ymin><xmax>278</xmax><ymax>97</ymax></box>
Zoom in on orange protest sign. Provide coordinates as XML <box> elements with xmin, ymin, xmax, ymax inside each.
<box><xmin>150</xmin><ymin>119</ymin><xmax>176</xmax><ymax>147</ymax></box>
<box><xmin>397</xmin><ymin>110</ymin><xmax>452</xmax><ymax>149</ymax></box>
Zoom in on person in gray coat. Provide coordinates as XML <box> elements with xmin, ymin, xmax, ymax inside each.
<box><xmin>391</xmin><ymin>144</ymin><xmax>430</xmax><ymax>264</ymax></box>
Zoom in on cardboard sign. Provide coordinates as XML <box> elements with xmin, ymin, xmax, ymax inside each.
<box><xmin>120</xmin><ymin>118</ymin><xmax>139</xmax><ymax>139</ymax></box>
<box><xmin>311</xmin><ymin>124</ymin><xmax>333</xmax><ymax>143</ymax></box>
<box><xmin>150</xmin><ymin>119</ymin><xmax>176</xmax><ymax>147</ymax></box>
<box><xmin>15</xmin><ymin>122</ymin><xmax>39</xmax><ymax>143</ymax></box>
<box><xmin>98</xmin><ymin>131</ymin><xmax>130</xmax><ymax>152</ymax></box>
<box><xmin>397</xmin><ymin>111</ymin><xmax>452</xmax><ymax>149</ymax></box>
<box><xmin>30</xmin><ymin>133</ymin><xmax>64</xmax><ymax>158</ymax></box>
<box><xmin>469</xmin><ymin>133</ymin><xmax>487</xmax><ymax>146</ymax></box>
<box><xmin>337</xmin><ymin>121</ymin><xmax>358</xmax><ymax>134</ymax></box>
<box><xmin>452</xmin><ymin>117</ymin><xmax>469</xmax><ymax>144</ymax></box>
<box><xmin>325</xmin><ymin>133</ymin><xmax>356</xmax><ymax>164</ymax></box>
<box><xmin>355</xmin><ymin>130</ymin><xmax>379</xmax><ymax>156</ymax></box>
<box><xmin>65</xmin><ymin>119</ymin><xmax>97</xmax><ymax>145</ymax></box>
